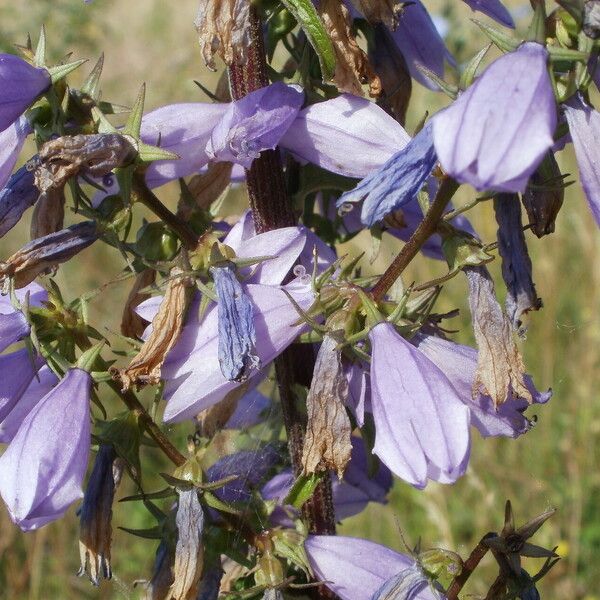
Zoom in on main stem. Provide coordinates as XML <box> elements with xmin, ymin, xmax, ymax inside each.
<box><xmin>371</xmin><ymin>176</ymin><xmax>459</xmax><ymax>302</ymax></box>
<box><xmin>229</xmin><ymin>1</ymin><xmax>337</xmax><ymax>555</ymax></box>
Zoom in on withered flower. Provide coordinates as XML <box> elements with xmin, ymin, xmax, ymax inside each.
<box><xmin>170</xmin><ymin>488</ymin><xmax>205</xmax><ymax>600</ymax></box>
<box><xmin>0</xmin><ymin>163</ymin><xmax>39</xmax><ymax>239</ymax></box>
<box><xmin>194</xmin><ymin>0</ymin><xmax>251</xmax><ymax>70</ymax></box>
<box><xmin>301</xmin><ymin>332</ymin><xmax>352</xmax><ymax>478</ymax></box>
<box><xmin>465</xmin><ymin>266</ymin><xmax>532</xmax><ymax>407</ymax></box>
<box><xmin>121</xmin><ymin>268</ymin><xmax>157</xmax><ymax>339</ymax></box>
<box><xmin>485</xmin><ymin>500</ymin><xmax>558</xmax><ymax>576</ymax></box>
<box><xmin>30</xmin><ymin>187</ymin><xmax>65</xmax><ymax>239</ymax></box>
<box><xmin>35</xmin><ymin>133</ymin><xmax>137</xmax><ymax>192</ymax></box>
<box><xmin>78</xmin><ymin>445</ymin><xmax>124</xmax><ymax>586</ymax></box>
<box><xmin>144</xmin><ymin>540</ymin><xmax>175</xmax><ymax>600</ymax></box>
<box><xmin>0</xmin><ymin>221</ymin><xmax>98</xmax><ymax>288</ymax></box>
<box><xmin>319</xmin><ymin>0</ymin><xmax>381</xmax><ymax>97</ymax></box>
<box><xmin>493</xmin><ymin>193</ymin><xmax>542</xmax><ymax>334</ymax></box>
<box><xmin>521</xmin><ymin>153</ymin><xmax>564</xmax><ymax>237</ymax></box>
<box><xmin>115</xmin><ymin>267</ymin><xmax>192</xmax><ymax>390</ymax></box>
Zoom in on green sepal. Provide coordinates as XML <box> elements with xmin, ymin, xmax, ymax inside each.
<box><xmin>123</xmin><ymin>83</ymin><xmax>145</xmax><ymax>138</ymax></box>
<box><xmin>119</xmin><ymin>525</ymin><xmax>163</xmax><ymax>540</ymax></box>
<box><xmin>91</xmin><ymin>105</ymin><xmax>119</xmax><ymax>133</ymax></box>
<box><xmin>283</xmin><ymin>472</ymin><xmax>323</xmax><ymax>510</ymax></box>
<box><xmin>119</xmin><ymin>487</ymin><xmax>176</xmax><ymax>502</ymax></box>
<box><xmin>547</xmin><ymin>44</ymin><xmax>589</xmax><ymax>63</ymax></box>
<box><xmin>415</xmin><ymin>65</ymin><xmax>458</xmax><ymax>98</ymax></box>
<box><xmin>527</xmin><ymin>0</ymin><xmax>547</xmax><ymax>44</ymax></box>
<box><xmin>34</xmin><ymin>26</ymin><xmax>46</xmax><ymax>67</ymax></box>
<box><xmin>441</xmin><ymin>226</ymin><xmax>495</xmax><ymax>273</ymax></box>
<box><xmin>137</xmin><ymin>141</ymin><xmax>180</xmax><ymax>163</ymax></box>
<box><xmin>80</xmin><ymin>53</ymin><xmax>104</xmax><ymax>100</ymax></box>
<box><xmin>47</xmin><ymin>59</ymin><xmax>88</xmax><ymax>84</ymax></box>
<box><xmin>76</xmin><ymin>341</ymin><xmax>105</xmax><ymax>372</ymax></box>
<box><xmin>459</xmin><ymin>44</ymin><xmax>492</xmax><ymax>89</ymax></box>
<box><xmin>272</xmin><ymin>529</ymin><xmax>313</xmax><ymax>578</ymax></box>
<box><xmin>115</xmin><ymin>165</ymin><xmax>134</xmax><ymax>206</ymax></box>
<box><xmin>203</xmin><ymin>491</ymin><xmax>242</xmax><ymax>515</ymax></box>
<box><xmin>472</xmin><ymin>18</ymin><xmax>520</xmax><ymax>52</ymax></box>
<box><xmin>280</xmin><ymin>0</ymin><xmax>336</xmax><ymax>80</ymax></box>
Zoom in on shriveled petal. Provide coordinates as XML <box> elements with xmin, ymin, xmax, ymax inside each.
<box><xmin>563</xmin><ymin>93</ymin><xmax>600</xmax><ymax>226</ymax></box>
<box><xmin>0</xmin><ymin>116</ymin><xmax>31</xmax><ymax>189</ymax></box>
<box><xmin>432</xmin><ymin>42</ymin><xmax>556</xmax><ymax>192</ymax></box>
<box><xmin>206</xmin><ymin>82</ymin><xmax>304</xmax><ymax>168</ymax></box>
<box><xmin>280</xmin><ymin>94</ymin><xmax>410</xmax><ymax>178</ymax></box>
<box><xmin>0</xmin><ymin>164</ymin><xmax>39</xmax><ymax>239</ymax></box>
<box><xmin>0</xmin><ymin>54</ymin><xmax>51</xmax><ymax>133</ymax></box>
<box><xmin>140</xmin><ymin>103</ymin><xmax>227</xmax><ymax>188</ymax></box>
<box><xmin>368</xmin><ymin>322</ymin><xmax>470</xmax><ymax>488</ymax></box>
<box><xmin>338</xmin><ymin>122</ymin><xmax>436</xmax><ymax>227</ymax></box>
<box><xmin>305</xmin><ymin>535</ymin><xmax>426</xmax><ymax>600</ymax></box>
<box><xmin>162</xmin><ymin>279</ymin><xmax>315</xmax><ymax>423</ymax></box>
<box><xmin>0</xmin><ymin>368</ymin><xmax>91</xmax><ymax>531</ymax></box>
<box><xmin>413</xmin><ymin>333</ymin><xmax>550</xmax><ymax>438</ymax></box>
<box><xmin>461</xmin><ymin>0</ymin><xmax>514</xmax><ymax>28</ymax></box>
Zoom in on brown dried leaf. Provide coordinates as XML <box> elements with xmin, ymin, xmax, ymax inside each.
<box><xmin>30</xmin><ymin>187</ymin><xmax>66</xmax><ymax>239</ymax></box>
<box><xmin>121</xmin><ymin>268</ymin><xmax>157</xmax><ymax>339</ymax></box>
<box><xmin>350</xmin><ymin>0</ymin><xmax>403</xmax><ymax>28</ymax></box>
<box><xmin>116</xmin><ymin>268</ymin><xmax>192</xmax><ymax>390</ymax></box>
<box><xmin>170</xmin><ymin>489</ymin><xmax>204</xmax><ymax>600</ymax></box>
<box><xmin>319</xmin><ymin>0</ymin><xmax>381</xmax><ymax>97</ymax></box>
<box><xmin>194</xmin><ymin>0</ymin><xmax>251</xmax><ymax>70</ymax></box>
<box><xmin>465</xmin><ymin>266</ymin><xmax>532</xmax><ymax>407</ymax></box>
<box><xmin>301</xmin><ymin>333</ymin><xmax>352</xmax><ymax>478</ymax></box>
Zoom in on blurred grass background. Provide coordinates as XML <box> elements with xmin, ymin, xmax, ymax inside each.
<box><xmin>0</xmin><ymin>0</ymin><xmax>599</xmax><ymax>598</ymax></box>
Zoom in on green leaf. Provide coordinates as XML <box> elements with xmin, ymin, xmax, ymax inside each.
<box><xmin>119</xmin><ymin>525</ymin><xmax>163</xmax><ymax>540</ymax></box>
<box><xmin>280</xmin><ymin>0</ymin><xmax>336</xmax><ymax>80</ymax></box>
<box><xmin>202</xmin><ymin>491</ymin><xmax>242</xmax><ymax>515</ymax></box>
<box><xmin>283</xmin><ymin>472</ymin><xmax>323</xmax><ymax>510</ymax></box>
<box><xmin>119</xmin><ymin>487</ymin><xmax>176</xmax><ymax>502</ymax></box>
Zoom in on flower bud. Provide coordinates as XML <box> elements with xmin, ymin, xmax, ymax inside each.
<box><xmin>0</xmin><ymin>163</ymin><xmax>39</xmax><ymax>239</ymax></box>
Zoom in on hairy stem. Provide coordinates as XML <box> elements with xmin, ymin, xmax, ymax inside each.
<box><xmin>228</xmin><ymin>0</ymin><xmax>338</xmax><ymax>567</ymax></box>
<box><xmin>446</xmin><ymin>532</ymin><xmax>495</xmax><ymax>600</ymax></box>
<box><xmin>371</xmin><ymin>176</ymin><xmax>459</xmax><ymax>302</ymax></box>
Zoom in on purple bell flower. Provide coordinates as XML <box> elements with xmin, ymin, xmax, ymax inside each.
<box><xmin>413</xmin><ymin>333</ymin><xmax>551</xmax><ymax>438</ymax></box>
<box><xmin>224</xmin><ymin>388</ymin><xmax>271</xmax><ymax>429</ymax></box>
<box><xmin>0</xmin><ymin>350</ymin><xmax>45</xmax><ymax>423</ymax></box>
<box><xmin>140</xmin><ymin>102</ymin><xmax>227</xmax><ymax>188</ymax></box>
<box><xmin>563</xmin><ymin>93</ymin><xmax>600</xmax><ymax>226</ymax></box>
<box><xmin>0</xmin><ymin>116</ymin><xmax>31</xmax><ymax>189</ymax></box>
<box><xmin>390</xmin><ymin>1</ymin><xmax>455</xmax><ymax>89</ymax></box>
<box><xmin>368</xmin><ymin>322</ymin><xmax>471</xmax><ymax>488</ymax></box>
<box><xmin>0</xmin><ymin>54</ymin><xmax>51</xmax><ymax>134</ymax></box>
<box><xmin>305</xmin><ymin>535</ymin><xmax>441</xmax><ymax>600</ymax></box>
<box><xmin>461</xmin><ymin>0</ymin><xmax>514</xmax><ymax>28</ymax></box>
<box><xmin>281</xmin><ymin>94</ymin><xmax>410</xmax><ymax>178</ymax></box>
<box><xmin>0</xmin><ymin>368</ymin><xmax>91</xmax><ymax>531</ymax></box>
<box><xmin>338</xmin><ymin>122</ymin><xmax>437</xmax><ymax>227</ymax></box>
<box><xmin>206</xmin><ymin>81</ymin><xmax>304</xmax><ymax>168</ymax></box>
<box><xmin>432</xmin><ymin>42</ymin><xmax>557</xmax><ymax>193</ymax></box>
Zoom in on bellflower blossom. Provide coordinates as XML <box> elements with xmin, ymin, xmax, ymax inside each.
<box><xmin>432</xmin><ymin>42</ymin><xmax>557</xmax><ymax>193</ymax></box>
<box><xmin>368</xmin><ymin>322</ymin><xmax>471</xmax><ymax>488</ymax></box>
<box><xmin>305</xmin><ymin>535</ymin><xmax>441</xmax><ymax>600</ymax></box>
<box><xmin>461</xmin><ymin>0</ymin><xmax>514</xmax><ymax>28</ymax></box>
<box><xmin>137</xmin><ymin>216</ymin><xmax>326</xmax><ymax>423</ymax></box>
<box><xmin>563</xmin><ymin>93</ymin><xmax>600</xmax><ymax>226</ymax></box>
<box><xmin>0</xmin><ymin>164</ymin><xmax>39</xmax><ymax>239</ymax></box>
<box><xmin>412</xmin><ymin>333</ymin><xmax>551</xmax><ymax>438</ymax></box>
<box><xmin>0</xmin><ymin>368</ymin><xmax>92</xmax><ymax>531</ymax></box>
<box><xmin>0</xmin><ymin>54</ymin><xmax>51</xmax><ymax>134</ymax></box>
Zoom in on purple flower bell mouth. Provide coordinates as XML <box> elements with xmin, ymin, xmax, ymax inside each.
<box><xmin>432</xmin><ymin>42</ymin><xmax>557</xmax><ymax>193</ymax></box>
<box><xmin>0</xmin><ymin>368</ymin><xmax>92</xmax><ymax>531</ymax></box>
<box><xmin>0</xmin><ymin>54</ymin><xmax>51</xmax><ymax>134</ymax></box>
